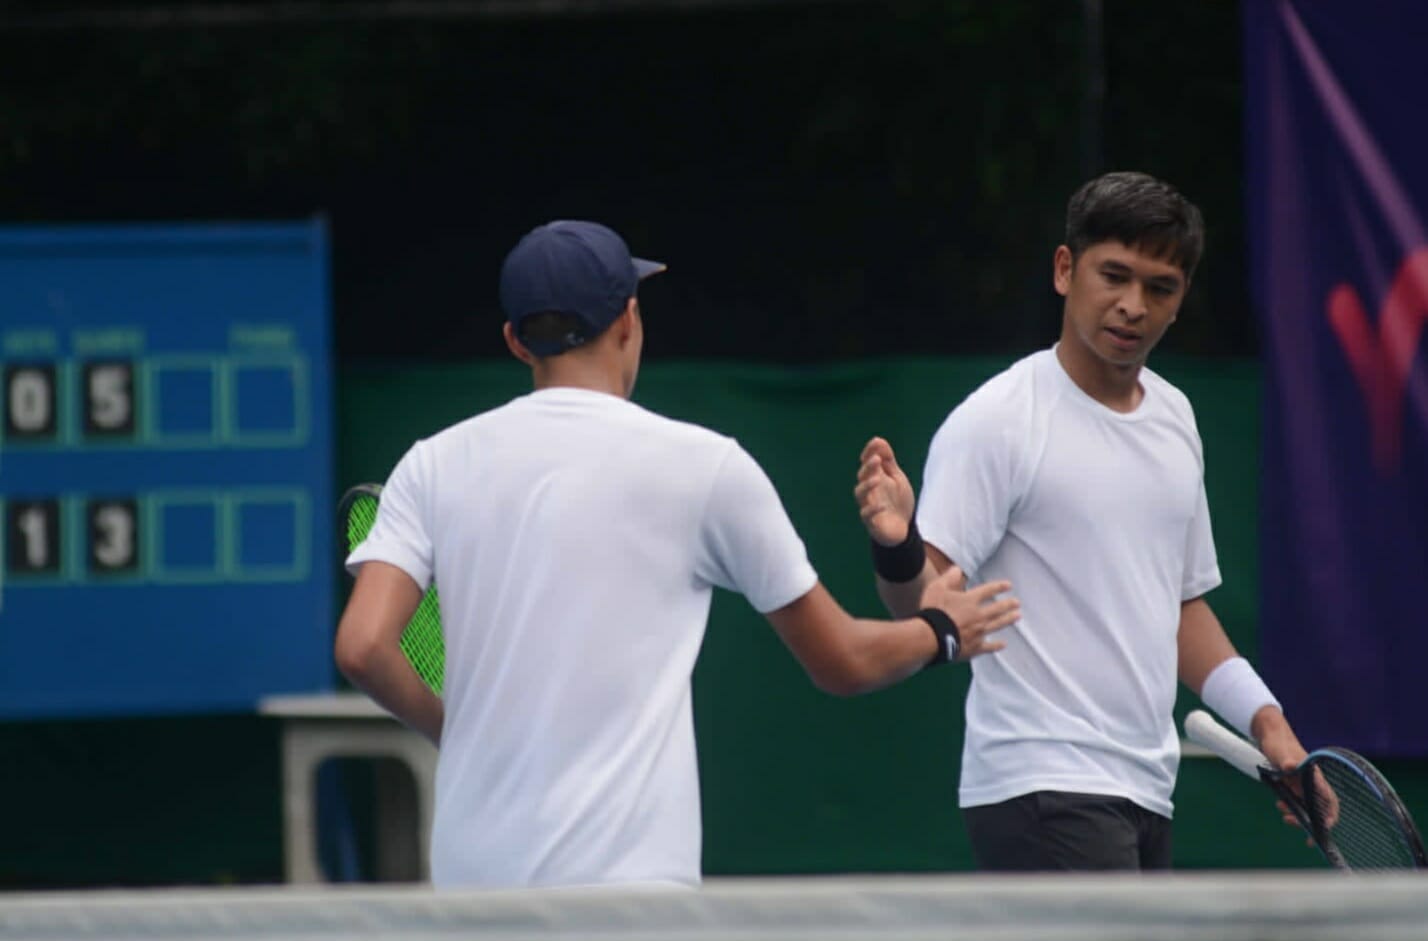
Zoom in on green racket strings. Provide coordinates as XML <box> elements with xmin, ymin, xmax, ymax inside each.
<box><xmin>344</xmin><ymin>488</ymin><xmax>445</xmax><ymax>696</ymax></box>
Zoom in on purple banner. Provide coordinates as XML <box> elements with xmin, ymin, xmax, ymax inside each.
<box><xmin>1247</xmin><ymin>0</ymin><xmax>1428</xmax><ymax>754</ymax></box>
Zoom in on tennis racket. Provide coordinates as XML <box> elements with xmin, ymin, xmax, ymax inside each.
<box><xmin>1184</xmin><ymin>709</ymin><xmax>1426</xmax><ymax>870</ymax></box>
<box><xmin>338</xmin><ymin>483</ymin><xmax>445</xmax><ymax>696</ymax></box>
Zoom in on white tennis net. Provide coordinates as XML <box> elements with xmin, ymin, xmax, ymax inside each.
<box><xmin>2</xmin><ymin>872</ymin><xmax>1426</xmax><ymax>941</ymax></box>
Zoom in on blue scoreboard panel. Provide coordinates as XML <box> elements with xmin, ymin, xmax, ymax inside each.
<box><xmin>0</xmin><ymin>222</ymin><xmax>335</xmax><ymax>717</ymax></box>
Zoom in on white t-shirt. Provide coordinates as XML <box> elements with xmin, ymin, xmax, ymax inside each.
<box><xmin>346</xmin><ymin>386</ymin><xmax>818</xmax><ymax>888</ymax></box>
<box><xmin>917</xmin><ymin>348</ymin><xmax>1221</xmax><ymax>818</ymax></box>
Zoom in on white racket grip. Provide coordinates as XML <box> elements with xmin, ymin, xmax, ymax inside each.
<box><xmin>1184</xmin><ymin>709</ymin><xmax>1271</xmax><ymax>781</ymax></box>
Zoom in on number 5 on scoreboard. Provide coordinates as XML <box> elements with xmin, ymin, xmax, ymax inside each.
<box><xmin>82</xmin><ymin>361</ymin><xmax>136</xmax><ymax>437</ymax></box>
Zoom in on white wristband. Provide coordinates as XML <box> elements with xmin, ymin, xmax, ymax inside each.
<box><xmin>1200</xmin><ymin>656</ymin><xmax>1281</xmax><ymax>739</ymax></box>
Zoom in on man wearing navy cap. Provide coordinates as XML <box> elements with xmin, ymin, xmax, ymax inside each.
<box><xmin>336</xmin><ymin>220</ymin><xmax>1021</xmax><ymax>888</ymax></box>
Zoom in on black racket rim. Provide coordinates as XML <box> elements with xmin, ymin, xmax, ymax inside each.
<box><xmin>338</xmin><ymin>482</ymin><xmax>383</xmax><ymax>548</ymax></box>
<box><xmin>338</xmin><ymin>482</ymin><xmax>383</xmax><ymax>522</ymax></box>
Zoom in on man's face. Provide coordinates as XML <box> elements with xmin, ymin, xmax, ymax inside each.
<box><xmin>1055</xmin><ymin>240</ymin><xmax>1188</xmax><ymax>368</ymax></box>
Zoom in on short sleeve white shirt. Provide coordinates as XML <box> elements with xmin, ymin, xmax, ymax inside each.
<box><xmin>917</xmin><ymin>348</ymin><xmax>1220</xmax><ymax>817</ymax></box>
<box><xmin>347</xmin><ymin>387</ymin><xmax>817</xmax><ymax>887</ymax></box>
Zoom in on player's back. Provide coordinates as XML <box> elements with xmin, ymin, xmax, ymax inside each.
<box><xmin>418</xmin><ymin>386</ymin><xmax>746</xmax><ymax>887</ymax></box>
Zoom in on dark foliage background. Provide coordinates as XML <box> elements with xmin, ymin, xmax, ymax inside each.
<box><xmin>0</xmin><ymin>0</ymin><xmax>1250</xmax><ymax>362</ymax></box>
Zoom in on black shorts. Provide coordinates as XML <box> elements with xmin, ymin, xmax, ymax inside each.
<box><xmin>962</xmin><ymin>790</ymin><xmax>1172</xmax><ymax>871</ymax></box>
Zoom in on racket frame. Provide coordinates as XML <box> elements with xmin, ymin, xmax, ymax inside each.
<box><xmin>338</xmin><ymin>482</ymin><xmax>384</xmax><ymax>531</ymax></box>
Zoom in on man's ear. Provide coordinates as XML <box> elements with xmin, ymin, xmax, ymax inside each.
<box><xmin>1052</xmin><ymin>245</ymin><xmax>1075</xmax><ymax>297</ymax></box>
<box><xmin>612</xmin><ymin>298</ymin><xmax>639</xmax><ymax>346</ymax></box>
<box><xmin>502</xmin><ymin>322</ymin><xmax>537</xmax><ymax>366</ymax></box>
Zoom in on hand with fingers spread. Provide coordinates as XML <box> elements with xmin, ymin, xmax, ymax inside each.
<box><xmin>855</xmin><ymin>436</ymin><xmax>916</xmax><ymax>546</ymax></box>
<box><xmin>918</xmin><ymin>564</ymin><xmax>1020</xmax><ymax>661</ymax></box>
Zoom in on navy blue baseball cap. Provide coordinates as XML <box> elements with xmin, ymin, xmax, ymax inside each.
<box><xmin>499</xmin><ymin>220</ymin><xmax>666</xmax><ymax>356</ymax></box>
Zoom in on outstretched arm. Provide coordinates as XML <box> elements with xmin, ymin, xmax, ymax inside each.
<box><xmin>335</xmin><ymin>561</ymin><xmax>445</xmax><ymax>746</ymax></box>
<box><xmin>765</xmin><ymin>565</ymin><xmax>1019</xmax><ymax>697</ymax></box>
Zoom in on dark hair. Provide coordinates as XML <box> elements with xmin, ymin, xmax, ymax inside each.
<box><xmin>515</xmin><ymin>311</ymin><xmax>592</xmax><ymax>355</ymax></box>
<box><xmin>1065</xmin><ymin>171</ymin><xmax>1205</xmax><ymax>278</ymax></box>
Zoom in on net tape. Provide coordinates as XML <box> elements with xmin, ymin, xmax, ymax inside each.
<box><xmin>3</xmin><ymin>873</ymin><xmax>1428</xmax><ymax>941</ymax></box>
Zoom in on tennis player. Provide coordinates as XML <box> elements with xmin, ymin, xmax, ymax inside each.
<box><xmin>335</xmin><ymin>220</ymin><xmax>1021</xmax><ymax>888</ymax></box>
<box><xmin>855</xmin><ymin>172</ymin><xmax>1312</xmax><ymax>870</ymax></box>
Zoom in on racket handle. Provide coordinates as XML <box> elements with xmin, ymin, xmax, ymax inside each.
<box><xmin>1185</xmin><ymin>709</ymin><xmax>1271</xmax><ymax>780</ymax></box>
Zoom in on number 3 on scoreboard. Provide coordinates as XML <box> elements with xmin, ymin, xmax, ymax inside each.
<box><xmin>87</xmin><ymin>498</ymin><xmax>139</xmax><ymax>573</ymax></box>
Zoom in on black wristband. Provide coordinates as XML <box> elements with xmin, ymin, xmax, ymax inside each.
<box><xmin>917</xmin><ymin>607</ymin><xmax>961</xmax><ymax>667</ymax></box>
<box><xmin>870</xmin><ymin>518</ymin><xmax>926</xmax><ymax>583</ymax></box>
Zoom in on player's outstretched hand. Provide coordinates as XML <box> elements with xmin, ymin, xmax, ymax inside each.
<box><xmin>918</xmin><ymin>565</ymin><xmax>1019</xmax><ymax>661</ymax></box>
<box><xmin>856</xmin><ymin>437</ymin><xmax>916</xmax><ymax>546</ymax></box>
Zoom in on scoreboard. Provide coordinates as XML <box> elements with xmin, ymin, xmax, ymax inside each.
<box><xmin>0</xmin><ymin>222</ymin><xmax>335</xmax><ymax>717</ymax></box>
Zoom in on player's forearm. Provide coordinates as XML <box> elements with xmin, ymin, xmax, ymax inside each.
<box><xmin>1178</xmin><ymin>597</ymin><xmax>1284</xmax><ymax>742</ymax></box>
<box><xmin>819</xmin><ymin>614</ymin><xmax>939</xmax><ymax>696</ymax></box>
<box><xmin>768</xmin><ymin>584</ymin><xmax>940</xmax><ymax>697</ymax></box>
<box><xmin>1176</xmin><ymin>596</ymin><xmax>1238</xmax><ymax>693</ymax></box>
<box><xmin>337</xmin><ymin>641</ymin><xmax>444</xmax><ymax>746</ymax></box>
